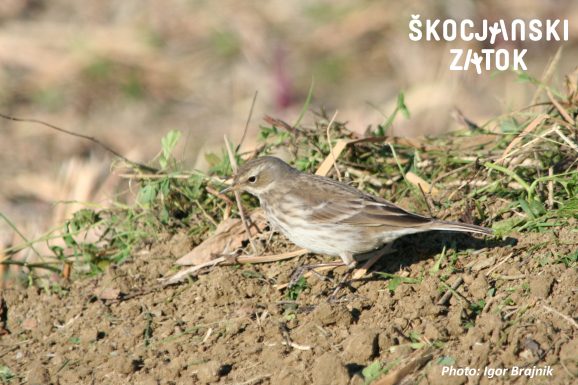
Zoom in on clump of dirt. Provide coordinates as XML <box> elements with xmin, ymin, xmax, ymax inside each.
<box><xmin>1</xmin><ymin>225</ymin><xmax>576</xmax><ymax>384</ymax></box>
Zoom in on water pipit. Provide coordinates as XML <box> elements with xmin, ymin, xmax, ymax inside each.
<box><xmin>223</xmin><ymin>156</ymin><xmax>492</xmax><ymax>269</ymax></box>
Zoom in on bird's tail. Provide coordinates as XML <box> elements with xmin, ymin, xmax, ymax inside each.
<box><xmin>430</xmin><ymin>220</ymin><xmax>493</xmax><ymax>236</ymax></box>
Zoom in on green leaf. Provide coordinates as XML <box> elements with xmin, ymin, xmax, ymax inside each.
<box><xmin>286</xmin><ymin>276</ymin><xmax>308</xmax><ymax>300</ymax></box>
<box><xmin>387</xmin><ymin>276</ymin><xmax>402</xmax><ymax>292</ymax></box>
<box><xmin>499</xmin><ymin>118</ymin><xmax>519</xmax><ymax>134</ymax></box>
<box><xmin>160</xmin><ymin>130</ymin><xmax>181</xmax><ymax>169</ymax></box>
<box><xmin>484</xmin><ymin>162</ymin><xmax>531</xmax><ymax>196</ymax></box>
<box><xmin>204</xmin><ymin>152</ymin><xmax>221</xmax><ymax>167</ymax></box>
<box><xmin>382</xmin><ymin>91</ymin><xmax>411</xmax><ymax>131</ymax></box>
<box><xmin>63</xmin><ymin>234</ymin><xmax>77</xmax><ymax>249</ymax></box>
<box><xmin>0</xmin><ymin>365</ymin><xmax>15</xmax><ymax>382</ymax></box>
<box><xmin>436</xmin><ymin>356</ymin><xmax>456</xmax><ymax>366</ymax></box>
<box><xmin>376</xmin><ymin>272</ymin><xmax>422</xmax><ymax>292</ymax></box>
<box><xmin>429</xmin><ymin>247</ymin><xmax>446</xmax><ymax>274</ymax></box>
<box><xmin>362</xmin><ymin>361</ymin><xmax>382</xmax><ymax>384</ymax></box>
<box><xmin>397</xmin><ymin>92</ymin><xmax>410</xmax><ymax>118</ymax></box>
<box><xmin>491</xmin><ymin>217</ymin><xmax>524</xmax><ymax>235</ymax></box>
<box><xmin>68</xmin><ymin>336</ymin><xmax>81</xmax><ymax>344</ymax></box>
<box><xmin>516</xmin><ymin>72</ymin><xmax>539</xmax><ymax>85</ymax></box>
<box><xmin>293</xmin><ymin>78</ymin><xmax>315</xmax><ymax>128</ymax></box>
<box><xmin>559</xmin><ymin>197</ymin><xmax>578</xmax><ymax>216</ymax></box>
<box><xmin>138</xmin><ymin>183</ymin><xmax>158</xmax><ymax>205</ymax></box>
<box><xmin>71</xmin><ymin>209</ymin><xmax>100</xmax><ymax>229</ymax></box>
<box><xmin>160</xmin><ymin>178</ymin><xmax>171</xmax><ymax>196</ymax></box>
<box><xmin>518</xmin><ymin>199</ymin><xmax>536</xmax><ymax>219</ymax></box>
<box><xmin>50</xmin><ymin>245</ymin><xmax>65</xmax><ymax>260</ymax></box>
<box><xmin>408</xmin><ymin>331</ymin><xmax>421</xmax><ymax>342</ymax></box>
<box><xmin>469</xmin><ymin>299</ymin><xmax>486</xmax><ymax>315</ymax></box>
<box><xmin>160</xmin><ymin>207</ymin><xmax>170</xmax><ymax>224</ymax></box>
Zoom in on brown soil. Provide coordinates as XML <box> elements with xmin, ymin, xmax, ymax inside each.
<box><xmin>2</xmin><ymin>226</ymin><xmax>577</xmax><ymax>385</ymax></box>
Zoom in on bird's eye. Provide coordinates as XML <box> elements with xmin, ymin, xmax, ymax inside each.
<box><xmin>248</xmin><ymin>175</ymin><xmax>257</xmax><ymax>183</ymax></box>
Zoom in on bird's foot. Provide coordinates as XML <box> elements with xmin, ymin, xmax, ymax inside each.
<box><xmin>328</xmin><ymin>266</ymin><xmax>356</xmax><ymax>301</ymax></box>
<box><xmin>288</xmin><ymin>261</ymin><xmax>345</xmax><ymax>288</ymax></box>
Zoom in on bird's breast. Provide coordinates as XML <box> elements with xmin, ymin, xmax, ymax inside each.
<box><xmin>259</xmin><ymin>197</ymin><xmax>355</xmax><ymax>256</ymax></box>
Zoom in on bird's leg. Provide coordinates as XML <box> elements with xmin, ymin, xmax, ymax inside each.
<box><xmin>264</xmin><ymin>229</ymin><xmax>276</xmax><ymax>248</ymax></box>
<box><xmin>327</xmin><ymin>253</ymin><xmax>357</xmax><ymax>299</ymax></box>
<box><xmin>288</xmin><ymin>260</ymin><xmax>345</xmax><ymax>288</ymax></box>
<box><xmin>354</xmin><ymin>243</ymin><xmax>395</xmax><ymax>263</ymax></box>
<box><xmin>329</xmin><ymin>246</ymin><xmax>395</xmax><ymax>299</ymax></box>
<box><xmin>329</xmin><ymin>266</ymin><xmax>356</xmax><ymax>300</ymax></box>
<box><xmin>339</xmin><ymin>252</ymin><xmax>356</xmax><ymax>269</ymax></box>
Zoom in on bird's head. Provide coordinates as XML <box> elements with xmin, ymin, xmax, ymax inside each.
<box><xmin>221</xmin><ymin>156</ymin><xmax>295</xmax><ymax>198</ymax></box>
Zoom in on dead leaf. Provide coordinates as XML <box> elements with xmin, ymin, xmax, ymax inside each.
<box><xmin>405</xmin><ymin>171</ymin><xmax>440</xmax><ymax>198</ymax></box>
<box><xmin>176</xmin><ymin>209</ymin><xmax>267</xmax><ymax>266</ymax></box>
<box><xmin>315</xmin><ymin>139</ymin><xmax>350</xmax><ymax>177</ymax></box>
<box><xmin>164</xmin><ymin>249</ymin><xmax>308</xmax><ymax>286</ymax></box>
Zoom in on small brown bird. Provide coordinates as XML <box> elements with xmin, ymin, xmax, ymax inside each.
<box><xmin>224</xmin><ymin>156</ymin><xmax>492</xmax><ymax>268</ymax></box>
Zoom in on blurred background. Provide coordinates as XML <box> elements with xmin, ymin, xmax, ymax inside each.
<box><xmin>1</xmin><ymin>0</ymin><xmax>577</xmax><ymax>244</ymax></box>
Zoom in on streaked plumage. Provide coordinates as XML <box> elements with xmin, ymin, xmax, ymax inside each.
<box><xmin>228</xmin><ymin>156</ymin><xmax>492</xmax><ymax>267</ymax></box>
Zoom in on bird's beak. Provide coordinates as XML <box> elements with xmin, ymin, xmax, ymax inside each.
<box><xmin>219</xmin><ymin>181</ymin><xmax>238</xmax><ymax>194</ymax></box>
<box><xmin>220</xmin><ymin>186</ymin><xmax>232</xmax><ymax>194</ymax></box>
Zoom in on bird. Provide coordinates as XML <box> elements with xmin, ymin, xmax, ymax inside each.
<box><xmin>222</xmin><ymin>156</ymin><xmax>492</xmax><ymax>268</ymax></box>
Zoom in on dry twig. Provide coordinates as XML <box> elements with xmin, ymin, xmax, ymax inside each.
<box><xmin>552</xmin><ymin>126</ymin><xmax>578</xmax><ymax>154</ymax></box>
<box><xmin>542</xmin><ymin>304</ymin><xmax>578</xmax><ymax>330</ymax></box>
<box><xmin>498</xmin><ymin>114</ymin><xmax>548</xmax><ymax>163</ymax></box>
<box><xmin>437</xmin><ymin>276</ymin><xmax>464</xmax><ymax>306</ymax></box>
<box><xmin>0</xmin><ymin>113</ymin><xmax>157</xmax><ymax>173</ymax></box>
<box><xmin>236</xmin><ymin>90</ymin><xmax>259</xmax><ymax>153</ymax></box>
<box><xmin>224</xmin><ymin>135</ymin><xmax>258</xmax><ymax>254</ymax></box>
<box><xmin>325</xmin><ymin>110</ymin><xmax>342</xmax><ymax>181</ymax></box>
<box><xmin>547</xmin><ymin>89</ymin><xmax>574</xmax><ymax>125</ymax></box>
<box><xmin>485</xmin><ymin>252</ymin><xmax>514</xmax><ymax>276</ymax></box>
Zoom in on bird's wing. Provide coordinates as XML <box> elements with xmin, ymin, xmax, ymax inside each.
<box><xmin>295</xmin><ymin>175</ymin><xmax>433</xmax><ymax>229</ymax></box>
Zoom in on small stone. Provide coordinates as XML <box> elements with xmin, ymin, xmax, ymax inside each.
<box><xmin>446</xmin><ymin>306</ymin><xmax>465</xmax><ymax>336</ymax></box>
<box><xmin>27</xmin><ymin>361</ymin><xmax>50</xmax><ymax>385</ymax></box>
<box><xmin>114</xmin><ymin>356</ymin><xmax>137</xmax><ymax>375</ymax></box>
<box><xmin>314</xmin><ymin>302</ymin><xmax>351</xmax><ymax>326</ymax></box>
<box><xmin>271</xmin><ymin>368</ymin><xmax>307</xmax><ymax>385</ymax></box>
<box><xmin>196</xmin><ymin>361</ymin><xmax>222</xmax><ymax>384</ymax></box>
<box><xmin>470</xmin><ymin>257</ymin><xmax>495</xmax><ymax>272</ymax></box>
<box><xmin>462</xmin><ymin>274</ymin><xmax>474</xmax><ymax>284</ymax></box>
<box><xmin>342</xmin><ymin>330</ymin><xmax>378</xmax><ymax>362</ymax></box>
<box><xmin>468</xmin><ymin>275</ymin><xmax>489</xmax><ymax>300</ymax></box>
<box><xmin>80</xmin><ymin>327</ymin><xmax>98</xmax><ymax>345</ymax></box>
<box><xmin>423</xmin><ymin>322</ymin><xmax>440</xmax><ymax>341</ymax></box>
<box><xmin>312</xmin><ymin>352</ymin><xmax>349</xmax><ymax>385</ymax></box>
<box><xmin>529</xmin><ymin>276</ymin><xmax>554</xmax><ymax>298</ymax></box>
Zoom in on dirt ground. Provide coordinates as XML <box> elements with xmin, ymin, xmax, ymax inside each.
<box><xmin>2</xmin><ymin>221</ymin><xmax>576</xmax><ymax>385</ymax></box>
<box><xmin>2</xmin><ymin>2</ymin><xmax>577</xmax><ymax>385</ymax></box>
